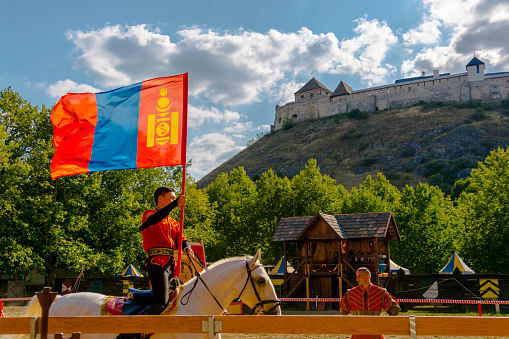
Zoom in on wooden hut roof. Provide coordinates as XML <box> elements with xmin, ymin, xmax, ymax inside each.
<box><xmin>271</xmin><ymin>212</ymin><xmax>400</xmax><ymax>242</ymax></box>
<box><xmin>296</xmin><ymin>213</ymin><xmax>347</xmax><ymax>240</ymax></box>
<box><xmin>271</xmin><ymin>215</ymin><xmax>313</xmax><ymax>242</ymax></box>
<box><xmin>335</xmin><ymin>212</ymin><xmax>400</xmax><ymax>240</ymax></box>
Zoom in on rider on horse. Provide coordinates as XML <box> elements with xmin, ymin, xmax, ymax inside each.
<box><xmin>139</xmin><ymin>186</ymin><xmax>194</xmax><ymax>315</ymax></box>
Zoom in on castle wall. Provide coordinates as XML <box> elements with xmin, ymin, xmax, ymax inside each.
<box><xmin>273</xmin><ymin>72</ymin><xmax>509</xmax><ymax>131</ymax></box>
<box><xmin>469</xmin><ymin>75</ymin><xmax>509</xmax><ymax>100</ymax></box>
<box><xmin>274</xmin><ymin>96</ymin><xmax>330</xmax><ymax>130</ymax></box>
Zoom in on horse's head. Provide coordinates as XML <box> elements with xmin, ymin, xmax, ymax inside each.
<box><xmin>239</xmin><ymin>249</ymin><xmax>282</xmax><ymax>315</ymax></box>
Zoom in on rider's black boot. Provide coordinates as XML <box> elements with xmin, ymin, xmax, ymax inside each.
<box><xmin>140</xmin><ymin>304</ymin><xmax>165</xmax><ymax>315</ymax></box>
<box><xmin>115</xmin><ymin>334</ymin><xmax>142</xmax><ymax>339</ymax></box>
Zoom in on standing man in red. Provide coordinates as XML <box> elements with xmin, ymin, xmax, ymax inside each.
<box><xmin>139</xmin><ymin>186</ymin><xmax>194</xmax><ymax>315</ymax></box>
<box><xmin>340</xmin><ymin>267</ymin><xmax>400</xmax><ymax>339</ymax></box>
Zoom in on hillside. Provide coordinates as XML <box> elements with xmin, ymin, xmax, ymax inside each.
<box><xmin>197</xmin><ymin>102</ymin><xmax>509</xmax><ymax>193</ymax></box>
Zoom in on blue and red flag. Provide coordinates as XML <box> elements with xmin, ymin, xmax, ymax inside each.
<box><xmin>50</xmin><ymin>73</ymin><xmax>188</xmax><ymax>180</ymax></box>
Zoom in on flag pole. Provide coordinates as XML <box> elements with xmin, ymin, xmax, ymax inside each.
<box><xmin>175</xmin><ymin>72</ymin><xmax>189</xmax><ymax>279</ymax></box>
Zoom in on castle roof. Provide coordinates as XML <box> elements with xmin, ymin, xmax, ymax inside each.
<box><xmin>394</xmin><ymin>73</ymin><xmax>451</xmax><ymax>84</ymax></box>
<box><xmin>295</xmin><ymin>77</ymin><xmax>331</xmax><ymax>94</ymax></box>
<box><xmin>466</xmin><ymin>56</ymin><xmax>485</xmax><ymax>67</ymax></box>
<box><xmin>331</xmin><ymin>81</ymin><xmax>353</xmax><ymax>97</ymax></box>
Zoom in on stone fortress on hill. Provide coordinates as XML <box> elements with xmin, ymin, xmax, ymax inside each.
<box><xmin>273</xmin><ymin>56</ymin><xmax>509</xmax><ymax>131</ymax></box>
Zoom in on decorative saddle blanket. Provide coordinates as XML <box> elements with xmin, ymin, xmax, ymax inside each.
<box><xmin>101</xmin><ymin>287</ymin><xmax>183</xmax><ymax>316</ymax></box>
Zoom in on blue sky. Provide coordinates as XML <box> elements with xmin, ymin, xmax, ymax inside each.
<box><xmin>1</xmin><ymin>0</ymin><xmax>509</xmax><ymax>180</ymax></box>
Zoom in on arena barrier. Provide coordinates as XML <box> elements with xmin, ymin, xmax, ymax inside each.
<box><xmin>279</xmin><ymin>297</ymin><xmax>509</xmax><ymax>316</ymax></box>
<box><xmin>1</xmin><ymin>314</ymin><xmax>509</xmax><ymax>339</ymax></box>
<box><xmin>2</xmin><ymin>292</ymin><xmax>509</xmax><ymax>338</ymax></box>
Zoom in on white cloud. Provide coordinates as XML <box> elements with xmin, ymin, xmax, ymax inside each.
<box><xmin>188</xmin><ymin>104</ymin><xmax>241</xmax><ymax>128</ymax></box>
<box><xmin>330</xmin><ymin>17</ymin><xmax>399</xmax><ymax>86</ymax></box>
<box><xmin>66</xmin><ymin>25</ymin><xmax>174</xmax><ymax>88</ymax></box>
<box><xmin>65</xmin><ymin>20</ymin><xmax>402</xmax><ymax>106</ymax></box>
<box><xmin>403</xmin><ymin>20</ymin><xmax>442</xmax><ymax>45</ymax></box>
<box><xmin>401</xmin><ymin>0</ymin><xmax>509</xmax><ymax>75</ymax></box>
<box><xmin>188</xmin><ymin>133</ymin><xmax>245</xmax><ymax>176</ymax></box>
<box><xmin>47</xmin><ymin>79</ymin><xmax>101</xmax><ymax>98</ymax></box>
<box><xmin>275</xmin><ymin>81</ymin><xmax>304</xmax><ymax>105</ymax></box>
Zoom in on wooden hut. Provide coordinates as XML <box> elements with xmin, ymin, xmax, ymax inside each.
<box><xmin>271</xmin><ymin>212</ymin><xmax>400</xmax><ymax>309</ymax></box>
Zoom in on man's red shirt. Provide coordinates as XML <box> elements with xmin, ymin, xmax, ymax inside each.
<box><xmin>141</xmin><ymin>209</ymin><xmax>187</xmax><ymax>267</ymax></box>
<box><xmin>340</xmin><ymin>284</ymin><xmax>397</xmax><ymax>339</ymax></box>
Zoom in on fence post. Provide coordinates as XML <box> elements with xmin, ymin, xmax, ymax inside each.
<box><xmin>477</xmin><ymin>302</ymin><xmax>482</xmax><ymax>317</ymax></box>
<box><xmin>29</xmin><ymin>317</ymin><xmax>38</xmax><ymax>339</ymax></box>
<box><xmin>409</xmin><ymin>314</ymin><xmax>416</xmax><ymax>339</ymax></box>
<box><xmin>36</xmin><ymin>287</ymin><xmax>58</xmax><ymax>339</ymax></box>
<box><xmin>0</xmin><ymin>300</ymin><xmax>4</xmax><ymax>317</ymax></box>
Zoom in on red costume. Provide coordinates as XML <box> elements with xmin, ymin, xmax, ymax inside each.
<box><xmin>141</xmin><ymin>208</ymin><xmax>187</xmax><ymax>268</ymax></box>
<box><xmin>340</xmin><ymin>284</ymin><xmax>400</xmax><ymax>339</ymax></box>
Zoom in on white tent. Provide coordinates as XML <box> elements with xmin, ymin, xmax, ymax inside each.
<box><xmin>389</xmin><ymin>259</ymin><xmax>410</xmax><ymax>274</ymax></box>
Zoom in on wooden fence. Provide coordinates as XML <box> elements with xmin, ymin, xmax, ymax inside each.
<box><xmin>1</xmin><ymin>288</ymin><xmax>508</xmax><ymax>338</ymax></box>
<box><xmin>2</xmin><ymin>314</ymin><xmax>509</xmax><ymax>338</ymax></box>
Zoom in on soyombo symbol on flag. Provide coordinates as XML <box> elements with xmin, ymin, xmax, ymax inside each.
<box><xmin>50</xmin><ymin>73</ymin><xmax>188</xmax><ymax>179</ymax></box>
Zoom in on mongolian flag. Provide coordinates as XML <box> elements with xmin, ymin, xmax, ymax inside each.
<box><xmin>50</xmin><ymin>73</ymin><xmax>188</xmax><ymax>180</ymax></box>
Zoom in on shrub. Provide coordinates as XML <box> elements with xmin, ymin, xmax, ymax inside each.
<box><xmin>360</xmin><ymin>157</ymin><xmax>376</xmax><ymax>166</ymax></box>
<box><xmin>385</xmin><ymin>171</ymin><xmax>401</xmax><ymax>180</ymax></box>
<box><xmin>347</xmin><ymin>109</ymin><xmax>369</xmax><ymax>119</ymax></box>
<box><xmin>481</xmin><ymin>102</ymin><xmax>499</xmax><ymax>111</ymax></box>
<box><xmin>402</xmin><ymin>148</ymin><xmax>414</xmax><ymax>157</ymax></box>
<box><xmin>429</xmin><ymin>173</ymin><xmax>444</xmax><ymax>187</ymax></box>
<box><xmin>340</xmin><ymin>129</ymin><xmax>362</xmax><ymax>140</ymax></box>
<box><xmin>470</xmin><ymin>108</ymin><xmax>487</xmax><ymax>121</ymax></box>
<box><xmin>426</xmin><ymin>161</ymin><xmax>444</xmax><ymax>176</ymax></box>
<box><xmin>282</xmin><ymin>117</ymin><xmax>295</xmax><ymax>130</ymax></box>
<box><xmin>453</xmin><ymin>100</ymin><xmax>482</xmax><ymax>109</ymax></box>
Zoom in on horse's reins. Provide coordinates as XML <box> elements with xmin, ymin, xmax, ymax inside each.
<box><xmin>180</xmin><ymin>254</ymin><xmax>281</xmax><ymax>314</ymax></box>
<box><xmin>180</xmin><ymin>253</ymin><xmax>225</xmax><ymax>311</ymax></box>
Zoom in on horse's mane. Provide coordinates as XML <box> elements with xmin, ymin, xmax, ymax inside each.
<box><xmin>181</xmin><ymin>254</ymin><xmax>255</xmax><ymax>287</ymax></box>
<box><xmin>206</xmin><ymin>255</ymin><xmax>253</xmax><ymax>270</ymax></box>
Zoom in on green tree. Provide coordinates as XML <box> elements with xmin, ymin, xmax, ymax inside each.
<box><xmin>392</xmin><ymin>183</ymin><xmax>459</xmax><ymax>273</ymax></box>
<box><xmin>0</xmin><ymin>88</ymin><xmax>208</xmax><ymax>283</ymax></box>
<box><xmin>457</xmin><ymin>148</ymin><xmax>509</xmax><ymax>273</ymax></box>
<box><xmin>205</xmin><ymin>167</ymin><xmax>257</xmax><ymax>260</ymax></box>
<box><xmin>252</xmin><ymin>169</ymin><xmax>293</xmax><ymax>264</ymax></box>
<box><xmin>343</xmin><ymin>173</ymin><xmax>401</xmax><ymax>214</ymax></box>
<box><xmin>290</xmin><ymin>159</ymin><xmax>346</xmax><ymax>216</ymax></box>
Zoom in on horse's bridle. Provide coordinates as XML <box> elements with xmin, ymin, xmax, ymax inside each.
<box><xmin>181</xmin><ymin>256</ymin><xmax>281</xmax><ymax>315</ymax></box>
<box><xmin>236</xmin><ymin>261</ymin><xmax>281</xmax><ymax>315</ymax></box>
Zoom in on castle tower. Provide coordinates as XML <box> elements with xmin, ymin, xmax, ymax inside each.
<box><xmin>466</xmin><ymin>56</ymin><xmax>485</xmax><ymax>82</ymax></box>
<box><xmin>294</xmin><ymin>77</ymin><xmax>332</xmax><ymax>102</ymax></box>
<box><xmin>331</xmin><ymin>81</ymin><xmax>353</xmax><ymax>98</ymax></box>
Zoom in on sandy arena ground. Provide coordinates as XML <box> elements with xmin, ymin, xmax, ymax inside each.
<box><xmin>3</xmin><ymin>306</ymin><xmax>508</xmax><ymax>339</ymax></box>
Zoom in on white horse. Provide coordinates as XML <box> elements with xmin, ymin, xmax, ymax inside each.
<box><xmin>10</xmin><ymin>249</ymin><xmax>280</xmax><ymax>339</ymax></box>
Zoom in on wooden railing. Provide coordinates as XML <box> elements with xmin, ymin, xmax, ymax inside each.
<box><xmin>1</xmin><ymin>314</ymin><xmax>509</xmax><ymax>338</ymax></box>
<box><xmin>1</xmin><ymin>288</ymin><xmax>508</xmax><ymax>338</ymax></box>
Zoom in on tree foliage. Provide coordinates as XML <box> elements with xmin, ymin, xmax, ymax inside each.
<box><xmin>3</xmin><ymin>87</ymin><xmax>509</xmax><ymax>277</ymax></box>
<box><xmin>457</xmin><ymin>148</ymin><xmax>509</xmax><ymax>273</ymax></box>
<box><xmin>392</xmin><ymin>183</ymin><xmax>459</xmax><ymax>273</ymax></box>
<box><xmin>0</xmin><ymin>88</ymin><xmax>205</xmax><ymax>282</ymax></box>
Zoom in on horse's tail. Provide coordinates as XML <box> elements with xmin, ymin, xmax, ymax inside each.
<box><xmin>23</xmin><ymin>294</ymin><xmax>44</xmax><ymax>317</ymax></box>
